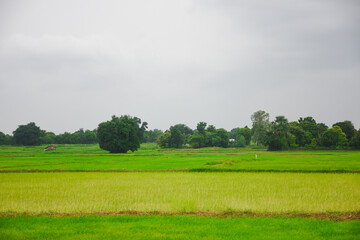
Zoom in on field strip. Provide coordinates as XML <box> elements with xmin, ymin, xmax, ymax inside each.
<box><xmin>0</xmin><ymin>161</ymin><xmax>86</xmax><ymax>169</ymax></box>
<box><xmin>1</xmin><ymin>211</ymin><xmax>359</xmax><ymax>220</ymax></box>
<box><xmin>0</xmin><ymin>168</ymin><xmax>359</xmax><ymax>173</ymax></box>
<box><xmin>1</xmin><ymin>172</ymin><xmax>358</xmax><ymax>213</ymax></box>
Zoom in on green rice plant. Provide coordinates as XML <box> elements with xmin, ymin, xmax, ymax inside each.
<box><xmin>0</xmin><ymin>172</ymin><xmax>359</xmax><ymax>213</ymax></box>
<box><xmin>0</xmin><ymin>216</ymin><xmax>359</xmax><ymax>240</ymax></box>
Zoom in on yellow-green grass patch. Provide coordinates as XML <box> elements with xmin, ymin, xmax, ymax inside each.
<box><xmin>0</xmin><ymin>172</ymin><xmax>359</xmax><ymax>213</ymax></box>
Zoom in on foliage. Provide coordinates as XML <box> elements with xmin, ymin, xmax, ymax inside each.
<box><xmin>97</xmin><ymin>115</ymin><xmax>144</xmax><ymax>153</ymax></box>
<box><xmin>196</xmin><ymin>122</ymin><xmax>207</xmax><ymax>135</ymax></box>
<box><xmin>265</xmin><ymin>116</ymin><xmax>294</xmax><ymax>151</ymax></box>
<box><xmin>333</xmin><ymin>121</ymin><xmax>356</xmax><ymax>141</ymax></box>
<box><xmin>0</xmin><ymin>131</ymin><xmax>12</xmax><ymax>145</ymax></box>
<box><xmin>157</xmin><ymin>126</ymin><xmax>185</xmax><ymax>148</ymax></box>
<box><xmin>211</xmin><ymin>129</ymin><xmax>229</xmax><ymax>148</ymax></box>
<box><xmin>188</xmin><ymin>133</ymin><xmax>205</xmax><ymax>148</ymax></box>
<box><xmin>251</xmin><ymin>110</ymin><xmax>270</xmax><ymax>145</ymax></box>
<box><xmin>143</xmin><ymin>129</ymin><xmax>163</xmax><ymax>143</ymax></box>
<box><xmin>169</xmin><ymin>126</ymin><xmax>185</xmax><ymax>148</ymax></box>
<box><xmin>229</xmin><ymin>128</ymin><xmax>238</xmax><ymax>139</ymax></box>
<box><xmin>350</xmin><ymin>129</ymin><xmax>360</xmax><ymax>149</ymax></box>
<box><xmin>157</xmin><ymin>132</ymin><xmax>171</xmax><ymax>148</ymax></box>
<box><xmin>319</xmin><ymin>126</ymin><xmax>348</xmax><ymax>147</ymax></box>
<box><xmin>235</xmin><ymin>135</ymin><xmax>246</xmax><ymax>147</ymax></box>
<box><xmin>298</xmin><ymin>117</ymin><xmax>328</xmax><ymax>141</ymax></box>
<box><xmin>55</xmin><ymin>129</ymin><xmax>98</xmax><ymax>144</ymax></box>
<box><xmin>237</xmin><ymin>126</ymin><xmax>251</xmax><ymax>145</ymax></box>
<box><xmin>172</xmin><ymin>124</ymin><xmax>193</xmax><ymax>143</ymax></box>
<box><xmin>13</xmin><ymin>122</ymin><xmax>42</xmax><ymax>146</ymax></box>
<box><xmin>172</xmin><ymin>124</ymin><xmax>193</xmax><ymax>136</ymax></box>
<box><xmin>289</xmin><ymin>122</ymin><xmax>311</xmax><ymax>147</ymax></box>
<box><xmin>206</xmin><ymin>125</ymin><xmax>216</xmax><ymax>133</ymax></box>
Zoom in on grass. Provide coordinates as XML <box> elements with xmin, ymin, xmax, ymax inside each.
<box><xmin>0</xmin><ymin>216</ymin><xmax>359</xmax><ymax>240</ymax></box>
<box><xmin>0</xmin><ymin>144</ymin><xmax>360</xmax><ymax>171</ymax></box>
<box><xmin>0</xmin><ymin>172</ymin><xmax>359</xmax><ymax>213</ymax></box>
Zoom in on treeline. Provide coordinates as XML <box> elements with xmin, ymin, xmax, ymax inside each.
<box><xmin>156</xmin><ymin>110</ymin><xmax>360</xmax><ymax>150</ymax></box>
<box><xmin>0</xmin><ymin>123</ymin><xmax>98</xmax><ymax>145</ymax></box>
<box><xmin>1</xmin><ymin>110</ymin><xmax>359</xmax><ymax>151</ymax></box>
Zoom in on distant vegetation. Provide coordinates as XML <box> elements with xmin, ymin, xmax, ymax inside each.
<box><xmin>0</xmin><ymin>110</ymin><xmax>359</xmax><ymax>151</ymax></box>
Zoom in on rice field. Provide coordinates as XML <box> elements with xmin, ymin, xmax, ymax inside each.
<box><xmin>1</xmin><ymin>145</ymin><xmax>359</xmax><ymax>239</ymax></box>
<box><xmin>0</xmin><ymin>144</ymin><xmax>360</xmax><ymax>171</ymax></box>
<box><xmin>0</xmin><ymin>172</ymin><xmax>359</xmax><ymax>213</ymax></box>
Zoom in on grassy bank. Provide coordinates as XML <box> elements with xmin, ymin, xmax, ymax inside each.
<box><xmin>1</xmin><ymin>172</ymin><xmax>359</xmax><ymax>213</ymax></box>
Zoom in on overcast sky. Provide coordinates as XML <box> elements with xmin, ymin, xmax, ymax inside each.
<box><xmin>0</xmin><ymin>0</ymin><xmax>359</xmax><ymax>134</ymax></box>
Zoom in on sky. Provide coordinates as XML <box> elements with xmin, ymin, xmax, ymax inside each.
<box><xmin>0</xmin><ymin>0</ymin><xmax>359</xmax><ymax>134</ymax></box>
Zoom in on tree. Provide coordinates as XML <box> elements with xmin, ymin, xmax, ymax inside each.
<box><xmin>289</xmin><ymin>122</ymin><xmax>310</xmax><ymax>147</ymax></box>
<box><xmin>207</xmin><ymin>125</ymin><xmax>216</xmax><ymax>133</ymax></box>
<box><xmin>235</xmin><ymin>135</ymin><xmax>246</xmax><ymax>147</ymax></box>
<box><xmin>333</xmin><ymin>121</ymin><xmax>356</xmax><ymax>141</ymax></box>
<box><xmin>133</xmin><ymin>117</ymin><xmax>148</xmax><ymax>143</ymax></box>
<box><xmin>172</xmin><ymin>124</ymin><xmax>193</xmax><ymax>143</ymax></box>
<box><xmin>229</xmin><ymin>128</ymin><xmax>239</xmax><ymax>139</ymax></box>
<box><xmin>196</xmin><ymin>122</ymin><xmax>207</xmax><ymax>136</ymax></box>
<box><xmin>143</xmin><ymin>129</ymin><xmax>163</xmax><ymax>143</ymax></box>
<box><xmin>172</xmin><ymin>124</ymin><xmax>193</xmax><ymax>135</ymax></box>
<box><xmin>40</xmin><ymin>131</ymin><xmax>56</xmax><ymax>144</ymax></box>
<box><xmin>350</xmin><ymin>129</ymin><xmax>360</xmax><ymax>149</ymax></box>
<box><xmin>251</xmin><ymin>110</ymin><xmax>270</xmax><ymax>145</ymax></box>
<box><xmin>156</xmin><ymin>126</ymin><xmax>185</xmax><ymax>148</ymax></box>
<box><xmin>0</xmin><ymin>132</ymin><xmax>10</xmax><ymax>145</ymax></box>
<box><xmin>169</xmin><ymin>126</ymin><xmax>185</xmax><ymax>148</ymax></box>
<box><xmin>210</xmin><ymin>129</ymin><xmax>229</xmax><ymax>148</ymax></box>
<box><xmin>319</xmin><ymin>126</ymin><xmax>348</xmax><ymax>147</ymax></box>
<box><xmin>188</xmin><ymin>134</ymin><xmax>205</xmax><ymax>148</ymax></box>
<box><xmin>237</xmin><ymin>126</ymin><xmax>251</xmax><ymax>145</ymax></box>
<box><xmin>265</xmin><ymin>116</ymin><xmax>294</xmax><ymax>151</ymax></box>
<box><xmin>97</xmin><ymin>115</ymin><xmax>144</xmax><ymax>153</ymax></box>
<box><xmin>157</xmin><ymin>131</ymin><xmax>171</xmax><ymax>148</ymax></box>
<box><xmin>13</xmin><ymin>122</ymin><xmax>42</xmax><ymax>146</ymax></box>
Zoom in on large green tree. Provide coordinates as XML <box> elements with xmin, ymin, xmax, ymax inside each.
<box><xmin>265</xmin><ymin>116</ymin><xmax>295</xmax><ymax>151</ymax></box>
<box><xmin>333</xmin><ymin>121</ymin><xmax>356</xmax><ymax>141</ymax></box>
<box><xmin>251</xmin><ymin>110</ymin><xmax>270</xmax><ymax>145</ymax></box>
<box><xmin>169</xmin><ymin>126</ymin><xmax>185</xmax><ymax>148</ymax></box>
<box><xmin>97</xmin><ymin>115</ymin><xmax>145</xmax><ymax>153</ymax></box>
<box><xmin>13</xmin><ymin>122</ymin><xmax>42</xmax><ymax>146</ymax></box>
<box><xmin>319</xmin><ymin>126</ymin><xmax>348</xmax><ymax>147</ymax></box>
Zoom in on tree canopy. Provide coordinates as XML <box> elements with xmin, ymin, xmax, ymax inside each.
<box><xmin>251</xmin><ymin>110</ymin><xmax>270</xmax><ymax>145</ymax></box>
<box><xmin>13</xmin><ymin>122</ymin><xmax>42</xmax><ymax>146</ymax></box>
<box><xmin>97</xmin><ymin>115</ymin><xmax>146</xmax><ymax>153</ymax></box>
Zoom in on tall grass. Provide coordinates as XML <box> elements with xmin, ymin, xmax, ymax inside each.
<box><xmin>0</xmin><ymin>172</ymin><xmax>359</xmax><ymax>213</ymax></box>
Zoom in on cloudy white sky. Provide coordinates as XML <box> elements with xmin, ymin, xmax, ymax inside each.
<box><xmin>0</xmin><ymin>0</ymin><xmax>359</xmax><ymax>134</ymax></box>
